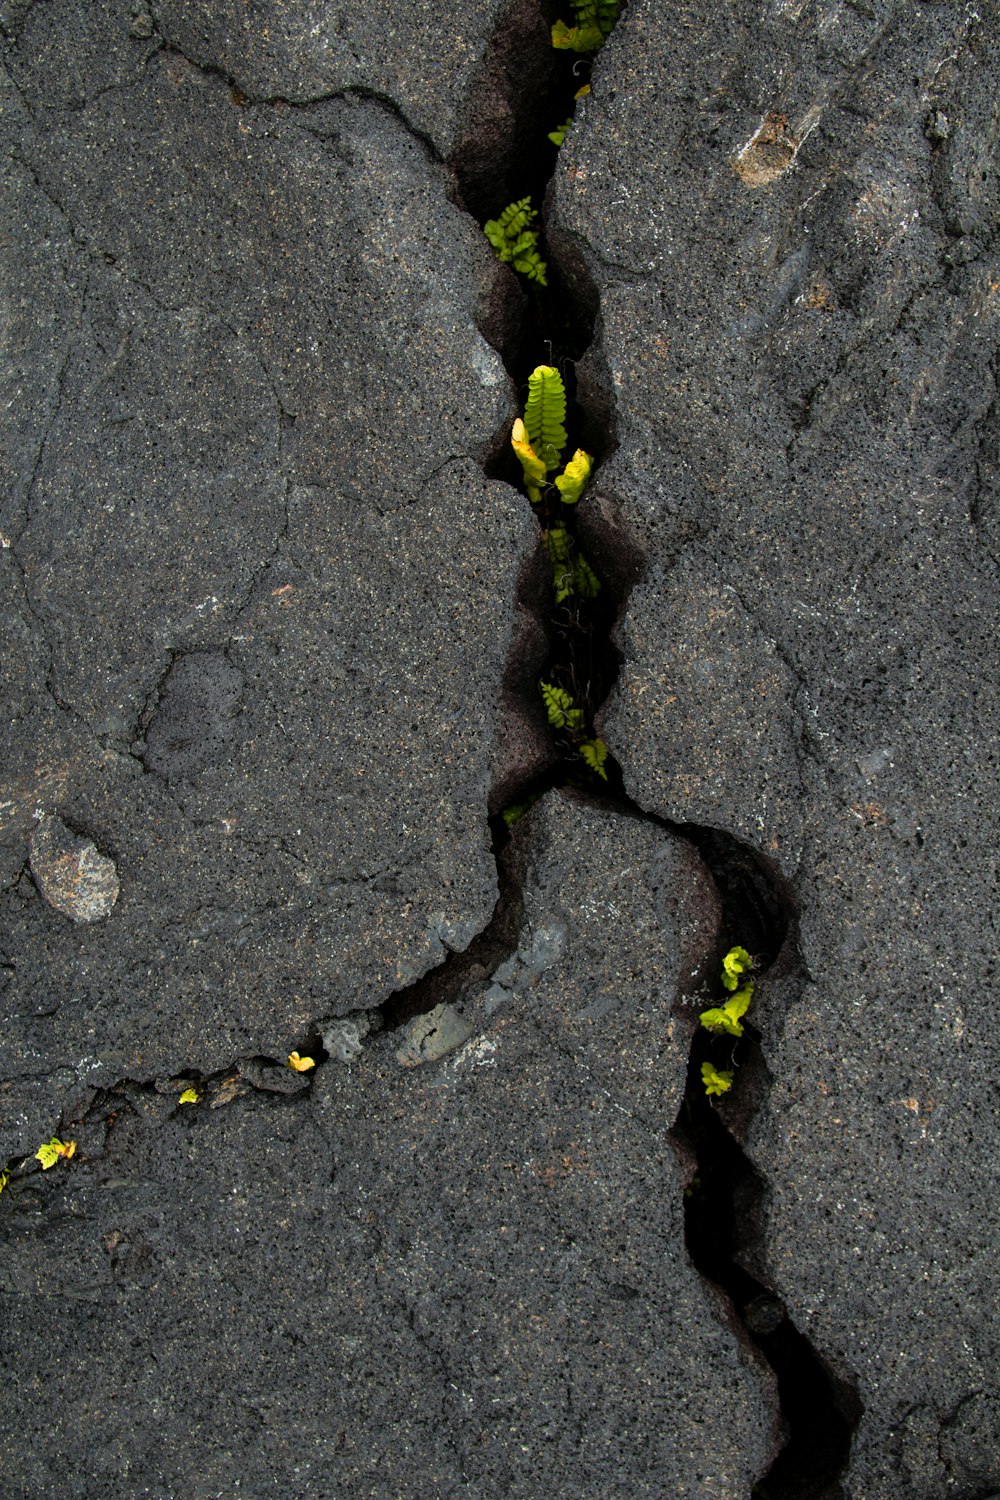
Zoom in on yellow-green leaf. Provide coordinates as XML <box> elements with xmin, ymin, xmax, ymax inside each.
<box><xmin>288</xmin><ymin>1052</ymin><xmax>316</xmax><ymax>1073</ymax></box>
<box><xmin>701</xmin><ymin>1062</ymin><xmax>734</xmax><ymax>1097</ymax></box>
<box><xmin>178</xmin><ymin>1086</ymin><xmax>200</xmax><ymax>1105</ymax></box>
<box><xmin>573</xmin><ymin>553</ymin><xmax>601</xmax><ymax>599</ymax></box>
<box><xmin>524</xmin><ymin>365</ymin><xmax>568</xmax><ymax>472</ymax></box>
<box><xmin>722</xmin><ymin>945</ymin><xmax>754</xmax><ymax>991</ymax></box>
<box><xmin>511</xmin><ymin>418</ymin><xmax>546</xmax><ymax>502</ymax></box>
<box><xmin>36</xmin><ymin>1138</ymin><xmax>73</xmax><ymax>1170</ymax></box>
<box><xmin>0</xmin><ymin>1169</ymin><xmax>9</xmax><ymax>1195</ymax></box>
<box><xmin>554</xmin><ymin>448</ymin><xmax>593</xmax><ymax>504</ymax></box>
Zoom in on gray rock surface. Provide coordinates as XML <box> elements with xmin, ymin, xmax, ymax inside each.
<box><xmin>0</xmin><ymin>4</ymin><xmax>531</xmax><ymax>1147</ymax></box>
<box><xmin>552</xmin><ymin>2</ymin><xmax>1000</xmax><ymax>1494</ymax></box>
<box><xmin>3</xmin><ymin>0</ymin><xmax>997</xmax><ymax>1492</ymax></box>
<box><xmin>0</xmin><ymin>793</ymin><xmax>780</xmax><ymax>1498</ymax></box>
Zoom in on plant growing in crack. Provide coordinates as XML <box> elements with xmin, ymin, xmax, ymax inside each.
<box><xmin>549</xmin><ymin>84</ymin><xmax>592</xmax><ymax>146</ymax></box>
<box><xmin>551</xmin><ymin>0</ymin><xmax>620</xmax><ymax>53</ymax></box>
<box><xmin>698</xmin><ymin>946</ymin><xmax>757</xmax><ymax>1095</ymax></box>
<box><xmin>484</xmin><ymin>197</ymin><xmax>547</xmax><ymax>285</ymax></box>
<box><xmin>507</xmin><ymin>365</ymin><xmax>610</xmax><ymax>785</ymax></box>
<box><xmin>35</xmin><ymin>1136</ymin><xmax>76</xmax><ymax>1169</ymax></box>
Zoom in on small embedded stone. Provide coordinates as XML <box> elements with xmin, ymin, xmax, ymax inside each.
<box><xmin>29</xmin><ymin>816</ymin><xmax>120</xmax><ymax>924</ymax></box>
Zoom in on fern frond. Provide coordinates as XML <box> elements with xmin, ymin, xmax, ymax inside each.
<box><xmin>721</xmin><ymin>945</ymin><xmax>754</xmax><ymax>991</ymax></box>
<box><xmin>502</xmin><ymin>791</ymin><xmax>542</xmax><ymax>827</ymax></box>
<box><xmin>511</xmin><ymin>418</ymin><xmax>547</xmax><ymax>502</ymax></box>
<box><xmin>555</xmin><ymin>447</ymin><xmax>593</xmax><ymax>504</ymax></box>
<box><xmin>544</xmin><ymin>526</ymin><xmax>575</xmax><ymax>602</ymax></box>
<box><xmin>484</xmin><ymin>198</ymin><xmax>548</xmax><ymax>286</ymax></box>
<box><xmin>551</xmin><ymin>0</ymin><xmax>618</xmax><ymax>52</ymax></box>
<box><xmin>574</xmin><ymin>552</ymin><xmax>601</xmax><ymax>598</ymax></box>
<box><xmin>512</xmin><ymin>244</ymin><xmax>548</xmax><ymax>285</ymax></box>
<box><xmin>540</xmin><ymin>681</ymin><xmax>583</xmax><ymax>732</ymax></box>
<box><xmin>702</xmin><ymin>1061</ymin><xmax>734</xmax><ymax>1097</ymax></box>
<box><xmin>579</xmin><ymin>737</ymin><xmax>608</xmax><ymax>779</ymax></box>
<box><xmin>524</xmin><ymin>365</ymin><xmax>568</xmax><ymax>471</ymax></box>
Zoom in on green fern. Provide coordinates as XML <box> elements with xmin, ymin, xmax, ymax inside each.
<box><xmin>524</xmin><ymin>365</ymin><xmax>568</xmax><ymax>472</ymax></box>
<box><xmin>502</xmin><ymin>790</ymin><xmax>542</xmax><ymax>827</ymax></box>
<box><xmin>484</xmin><ymin>198</ymin><xmax>548</xmax><ymax>286</ymax></box>
<box><xmin>540</xmin><ymin>681</ymin><xmax>583</xmax><ymax>732</ymax></box>
<box><xmin>579</xmin><ymin>737</ymin><xmax>608</xmax><ymax>779</ymax></box>
<box><xmin>548</xmin><ymin>85</ymin><xmax>592</xmax><ymax>147</ymax></box>
<box><xmin>544</xmin><ymin>526</ymin><xmax>575</xmax><ymax>602</ymax></box>
<box><xmin>552</xmin><ymin>0</ymin><xmax>619</xmax><ymax>53</ymax></box>
<box><xmin>721</xmin><ymin>946</ymin><xmax>754</xmax><ymax>991</ymax></box>
<box><xmin>554</xmin><ymin>448</ymin><xmax>593</xmax><ymax>504</ymax></box>
<box><xmin>573</xmin><ymin>552</ymin><xmax>601</xmax><ymax>599</ymax></box>
<box><xmin>699</xmin><ymin>985</ymin><xmax>753</xmax><ymax>1038</ymax></box>
<box><xmin>702</xmin><ymin>1061</ymin><xmax>734</xmax><ymax>1097</ymax></box>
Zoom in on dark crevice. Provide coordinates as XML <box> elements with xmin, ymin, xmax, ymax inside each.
<box><xmin>0</xmin><ymin>6</ymin><xmax>867</xmax><ymax>1494</ymax></box>
<box><xmin>446</xmin><ymin>4</ymin><xmax>863</xmax><ymax>1497</ymax></box>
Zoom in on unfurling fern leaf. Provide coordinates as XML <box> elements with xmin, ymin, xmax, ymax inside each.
<box><xmin>540</xmin><ymin>681</ymin><xmax>583</xmax><ymax>731</ymax></box>
<box><xmin>511</xmin><ymin>418</ymin><xmax>547</xmax><ymax>503</ymax></box>
<box><xmin>552</xmin><ymin>0</ymin><xmax>619</xmax><ymax>52</ymax></box>
<box><xmin>579</xmin><ymin>737</ymin><xmax>609</xmax><ymax>779</ymax></box>
<box><xmin>721</xmin><ymin>945</ymin><xmax>754</xmax><ymax>991</ymax></box>
<box><xmin>554</xmin><ymin>448</ymin><xmax>593</xmax><ymax>504</ymax></box>
<box><xmin>484</xmin><ymin>197</ymin><xmax>548</xmax><ymax>286</ymax></box>
<box><xmin>701</xmin><ymin>1061</ymin><xmax>734</xmax><ymax>1097</ymax></box>
<box><xmin>524</xmin><ymin>365</ymin><xmax>568</xmax><ymax>472</ymax></box>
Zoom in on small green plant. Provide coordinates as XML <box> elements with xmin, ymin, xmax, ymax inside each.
<box><xmin>0</xmin><ymin>1168</ymin><xmax>9</xmax><ymax>1196</ymax></box>
<box><xmin>484</xmin><ymin>198</ymin><xmax>547</xmax><ymax>285</ymax></box>
<box><xmin>502</xmin><ymin>790</ymin><xmax>543</xmax><ymax>827</ymax></box>
<box><xmin>511</xmin><ymin>367</ymin><xmax>600</xmax><ymax>605</ymax></box>
<box><xmin>541</xmin><ymin>680</ymin><xmax>584</xmax><ymax>732</ymax></box>
<box><xmin>287</xmin><ymin>1051</ymin><xmax>316</xmax><ymax>1073</ymax></box>
<box><xmin>721</xmin><ymin>945</ymin><xmax>754</xmax><ymax>991</ymax></box>
<box><xmin>579</xmin><ymin>737</ymin><xmax>609</xmax><ymax>780</ymax></box>
<box><xmin>699</xmin><ymin>946</ymin><xmax>758</xmax><ymax>1095</ymax></box>
<box><xmin>551</xmin><ymin>0</ymin><xmax>619</xmax><ymax>53</ymax></box>
<box><xmin>35</xmin><ymin>1136</ymin><xmax>76</xmax><ymax>1170</ymax></box>
<box><xmin>540</xmin><ymin>682</ymin><xmax>609</xmax><ymax>781</ymax></box>
<box><xmin>178</xmin><ymin>1085</ymin><xmax>200</xmax><ymax>1105</ymax></box>
<box><xmin>699</xmin><ymin>986</ymin><xmax>753</xmax><ymax>1037</ymax></box>
<box><xmin>701</xmin><ymin>1061</ymin><xmax>734</xmax><ymax>1097</ymax></box>
<box><xmin>548</xmin><ymin>84</ymin><xmax>592</xmax><ymax>146</ymax></box>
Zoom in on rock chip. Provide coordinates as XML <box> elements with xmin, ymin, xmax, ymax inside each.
<box><xmin>28</xmin><ymin>815</ymin><xmax>120</xmax><ymax>924</ymax></box>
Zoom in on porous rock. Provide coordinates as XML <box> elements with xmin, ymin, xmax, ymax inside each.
<box><xmin>551</xmin><ymin>2</ymin><xmax>1000</xmax><ymax>1493</ymax></box>
<box><xmin>0</xmin><ymin>5</ymin><xmax>529</xmax><ymax>1145</ymax></box>
<box><xmin>0</xmin><ymin>793</ymin><xmax>781</xmax><ymax>1498</ymax></box>
<box><xmin>28</xmin><ymin>815</ymin><xmax>120</xmax><ymax>924</ymax></box>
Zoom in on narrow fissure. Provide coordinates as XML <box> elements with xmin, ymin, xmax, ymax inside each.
<box><xmin>0</xmin><ymin>15</ymin><xmax>865</xmax><ymax>1493</ymax></box>
<box><xmin>449</xmin><ymin>5</ymin><xmax>863</xmax><ymax>1496</ymax></box>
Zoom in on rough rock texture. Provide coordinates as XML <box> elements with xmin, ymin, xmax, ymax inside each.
<box><xmin>3</xmin><ymin>0</ymin><xmax>998</xmax><ymax>1492</ymax></box>
<box><xmin>0</xmin><ymin>793</ymin><xmax>780</xmax><ymax>1498</ymax></box>
<box><xmin>552</xmin><ymin>2</ymin><xmax>1000</xmax><ymax>1495</ymax></box>
<box><xmin>0</xmin><ymin>4</ymin><xmax>532</xmax><ymax>1145</ymax></box>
